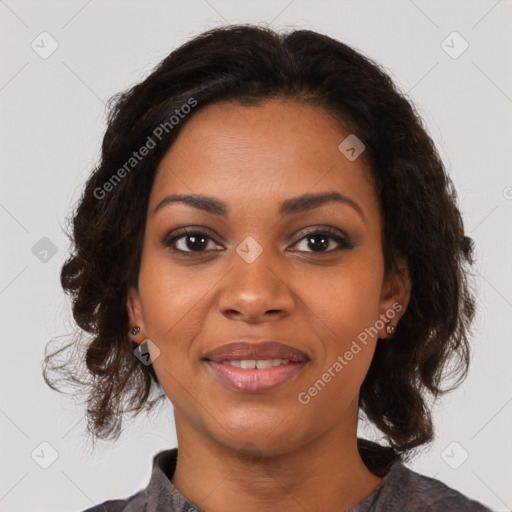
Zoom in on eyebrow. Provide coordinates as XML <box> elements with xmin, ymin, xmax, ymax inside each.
<box><xmin>153</xmin><ymin>191</ymin><xmax>366</xmax><ymax>222</ymax></box>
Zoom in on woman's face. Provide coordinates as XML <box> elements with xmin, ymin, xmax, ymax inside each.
<box><xmin>128</xmin><ymin>99</ymin><xmax>408</xmax><ymax>456</ymax></box>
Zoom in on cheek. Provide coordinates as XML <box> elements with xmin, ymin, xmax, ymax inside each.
<box><xmin>137</xmin><ymin>249</ymin><xmax>209</xmax><ymax>339</ymax></box>
<box><xmin>136</xmin><ymin>256</ymin><xmax>189</xmax><ymax>369</ymax></box>
<box><xmin>297</xmin><ymin>254</ymin><xmax>383</xmax><ymax>402</ymax></box>
<box><xmin>305</xmin><ymin>254</ymin><xmax>384</xmax><ymax>341</ymax></box>
<box><xmin>296</xmin><ymin>291</ymin><xmax>380</xmax><ymax>427</ymax></box>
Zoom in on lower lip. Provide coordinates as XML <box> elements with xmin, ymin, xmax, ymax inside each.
<box><xmin>205</xmin><ymin>361</ymin><xmax>307</xmax><ymax>393</ymax></box>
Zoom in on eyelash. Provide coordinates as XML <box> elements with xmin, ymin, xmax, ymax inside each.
<box><xmin>162</xmin><ymin>226</ymin><xmax>354</xmax><ymax>256</ymax></box>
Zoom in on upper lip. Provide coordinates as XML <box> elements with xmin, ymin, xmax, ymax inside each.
<box><xmin>203</xmin><ymin>341</ymin><xmax>309</xmax><ymax>363</ymax></box>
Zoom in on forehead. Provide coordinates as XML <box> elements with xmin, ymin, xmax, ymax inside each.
<box><xmin>149</xmin><ymin>99</ymin><xmax>378</xmax><ymax>222</ymax></box>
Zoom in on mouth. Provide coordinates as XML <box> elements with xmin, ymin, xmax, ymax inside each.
<box><xmin>202</xmin><ymin>341</ymin><xmax>309</xmax><ymax>393</ymax></box>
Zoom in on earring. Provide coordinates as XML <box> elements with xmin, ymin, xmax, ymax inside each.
<box><xmin>131</xmin><ymin>326</ymin><xmax>141</xmax><ymax>336</ymax></box>
<box><xmin>386</xmin><ymin>324</ymin><xmax>395</xmax><ymax>335</ymax></box>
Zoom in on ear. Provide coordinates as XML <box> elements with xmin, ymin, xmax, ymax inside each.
<box><xmin>378</xmin><ymin>257</ymin><xmax>411</xmax><ymax>339</ymax></box>
<box><xmin>127</xmin><ymin>286</ymin><xmax>145</xmax><ymax>345</ymax></box>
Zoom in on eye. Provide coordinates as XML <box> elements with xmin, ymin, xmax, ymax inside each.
<box><xmin>289</xmin><ymin>227</ymin><xmax>354</xmax><ymax>253</ymax></box>
<box><xmin>162</xmin><ymin>228</ymin><xmax>223</xmax><ymax>254</ymax></box>
<box><xmin>162</xmin><ymin>226</ymin><xmax>354</xmax><ymax>256</ymax></box>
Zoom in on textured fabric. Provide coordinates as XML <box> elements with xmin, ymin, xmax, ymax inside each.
<box><xmin>81</xmin><ymin>440</ymin><xmax>492</xmax><ymax>511</ymax></box>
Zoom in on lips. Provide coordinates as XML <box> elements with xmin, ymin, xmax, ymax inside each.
<box><xmin>202</xmin><ymin>341</ymin><xmax>309</xmax><ymax>364</ymax></box>
<box><xmin>202</xmin><ymin>341</ymin><xmax>310</xmax><ymax>393</ymax></box>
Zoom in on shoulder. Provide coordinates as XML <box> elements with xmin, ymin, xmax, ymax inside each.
<box><xmin>357</xmin><ymin>440</ymin><xmax>491</xmax><ymax>511</ymax></box>
<box><xmin>377</xmin><ymin>463</ymin><xmax>492</xmax><ymax>511</ymax></box>
<box><xmin>76</xmin><ymin>448</ymin><xmax>184</xmax><ymax>512</ymax></box>
<box><xmin>79</xmin><ymin>490</ymin><xmax>146</xmax><ymax>512</ymax></box>
<box><xmin>80</xmin><ymin>499</ymin><xmax>127</xmax><ymax>512</ymax></box>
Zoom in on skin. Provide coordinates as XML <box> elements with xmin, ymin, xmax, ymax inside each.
<box><xmin>127</xmin><ymin>98</ymin><xmax>410</xmax><ymax>512</ymax></box>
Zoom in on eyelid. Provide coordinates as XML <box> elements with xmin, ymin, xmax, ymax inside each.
<box><xmin>161</xmin><ymin>226</ymin><xmax>223</xmax><ymax>252</ymax></box>
<box><xmin>288</xmin><ymin>226</ymin><xmax>354</xmax><ymax>252</ymax></box>
<box><xmin>162</xmin><ymin>225</ymin><xmax>354</xmax><ymax>254</ymax></box>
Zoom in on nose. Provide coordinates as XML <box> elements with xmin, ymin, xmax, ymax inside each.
<box><xmin>217</xmin><ymin>240</ymin><xmax>295</xmax><ymax>323</ymax></box>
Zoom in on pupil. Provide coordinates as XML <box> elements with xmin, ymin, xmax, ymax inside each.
<box><xmin>187</xmin><ymin>235</ymin><xmax>207</xmax><ymax>251</ymax></box>
<box><xmin>309</xmin><ymin>235</ymin><xmax>328</xmax><ymax>251</ymax></box>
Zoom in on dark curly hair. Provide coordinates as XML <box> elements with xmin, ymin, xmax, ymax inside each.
<box><xmin>43</xmin><ymin>24</ymin><xmax>475</xmax><ymax>459</ymax></box>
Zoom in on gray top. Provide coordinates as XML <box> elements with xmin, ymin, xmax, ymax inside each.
<box><xmin>81</xmin><ymin>440</ymin><xmax>492</xmax><ymax>511</ymax></box>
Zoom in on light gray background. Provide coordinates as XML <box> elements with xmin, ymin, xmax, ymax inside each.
<box><xmin>1</xmin><ymin>1</ymin><xmax>511</xmax><ymax>511</ymax></box>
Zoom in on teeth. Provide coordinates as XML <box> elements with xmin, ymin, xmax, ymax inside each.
<box><xmin>256</xmin><ymin>359</ymin><xmax>273</xmax><ymax>369</ymax></box>
<box><xmin>221</xmin><ymin>358</ymin><xmax>292</xmax><ymax>369</ymax></box>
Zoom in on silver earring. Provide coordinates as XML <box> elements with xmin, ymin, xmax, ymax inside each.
<box><xmin>131</xmin><ymin>326</ymin><xmax>141</xmax><ymax>336</ymax></box>
<box><xmin>386</xmin><ymin>324</ymin><xmax>395</xmax><ymax>335</ymax></box>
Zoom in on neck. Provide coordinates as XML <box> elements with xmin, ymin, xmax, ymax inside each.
<box><xmin>170</xmin><ymin>402</ymin><xmax>384</xmax><ymax>512</ymax></box>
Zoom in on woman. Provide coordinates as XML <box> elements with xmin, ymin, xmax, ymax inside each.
<box><xmin>43</xmin><ymin>24</ymin><xmax>491</xmax><ymax>511</ymax></box>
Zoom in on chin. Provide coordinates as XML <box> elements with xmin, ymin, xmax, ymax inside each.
<box><xmin>214</xmin><ymin>422</ymin><xmax>306</xmax><ymax>457</ymax></box>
